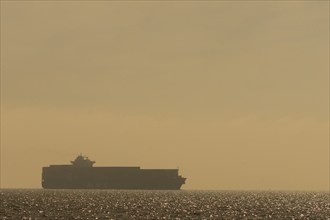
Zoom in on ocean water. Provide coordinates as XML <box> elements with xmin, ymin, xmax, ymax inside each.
<box><xmin>0</xmin><ymin>189</ymin><xmax>329</xmax><ymax>219</ymax></box>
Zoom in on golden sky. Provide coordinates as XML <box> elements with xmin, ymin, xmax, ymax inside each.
<box><xmin>1</xmin><ymin>1</ymin><xmax>329</xmax><ymax>190</ymax></box>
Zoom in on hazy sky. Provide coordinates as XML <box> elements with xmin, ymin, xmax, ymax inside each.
<box><xmin>1</xmin><ymin>1</ymin><xmax>329</xmax><ymax>190</ymax></box>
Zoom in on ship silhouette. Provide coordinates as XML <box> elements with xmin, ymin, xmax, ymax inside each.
<box><xmin>42</xmin><ymin>155</ymin><xmax>186</xmax><ymax>190</ymax></box>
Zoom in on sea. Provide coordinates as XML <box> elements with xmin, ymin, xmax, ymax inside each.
<box><xmin>0</xmin><ymin>189</ymin><xmax>329</xmax><ymax>219</ymax></box>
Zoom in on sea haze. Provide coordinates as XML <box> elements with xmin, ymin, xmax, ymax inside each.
<box><xmin>1</xmin><ymin>189</ymin><xmax>329</xmax><ymax>219</ymax></box>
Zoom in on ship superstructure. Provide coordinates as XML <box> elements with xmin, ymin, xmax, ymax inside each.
<box><xmin>42</xmin><ymin>155</ymin><xmax>186</xmax><ymax>190</ymax></box>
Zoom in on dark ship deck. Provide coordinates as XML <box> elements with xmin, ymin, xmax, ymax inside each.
<box><xmin>42</xmin><ymin>155</ymin><xmax>186</xmax><ymax>190</ymax></box>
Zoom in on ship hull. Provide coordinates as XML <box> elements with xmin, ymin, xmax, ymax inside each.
<box><xmin>42</xmin><ymin>166</ymin><xmax>186</xmax><ymax>190</ymax></box>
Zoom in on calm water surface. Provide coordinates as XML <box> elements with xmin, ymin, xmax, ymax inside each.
<box><xmin>1</xmin><ymin>189</ymin><xmax>329</xmax><ymax>219</ymax></box>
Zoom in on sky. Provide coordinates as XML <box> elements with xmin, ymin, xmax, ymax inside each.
<box><xmin>0</xmin><ymin>1</ymin><xmax>329</xmax><ymax>190</ymax></box>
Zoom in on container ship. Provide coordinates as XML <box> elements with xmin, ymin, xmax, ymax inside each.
<box><xmin>42</xmin><ymin>155</ymin><xmax>186</xmax><ymax>190</ymax></box>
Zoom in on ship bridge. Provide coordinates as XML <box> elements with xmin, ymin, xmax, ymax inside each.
<box><xmin>71</xmin><ymin>154</ymin><xmax>95</xmax><ymax>167</ymax></box>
